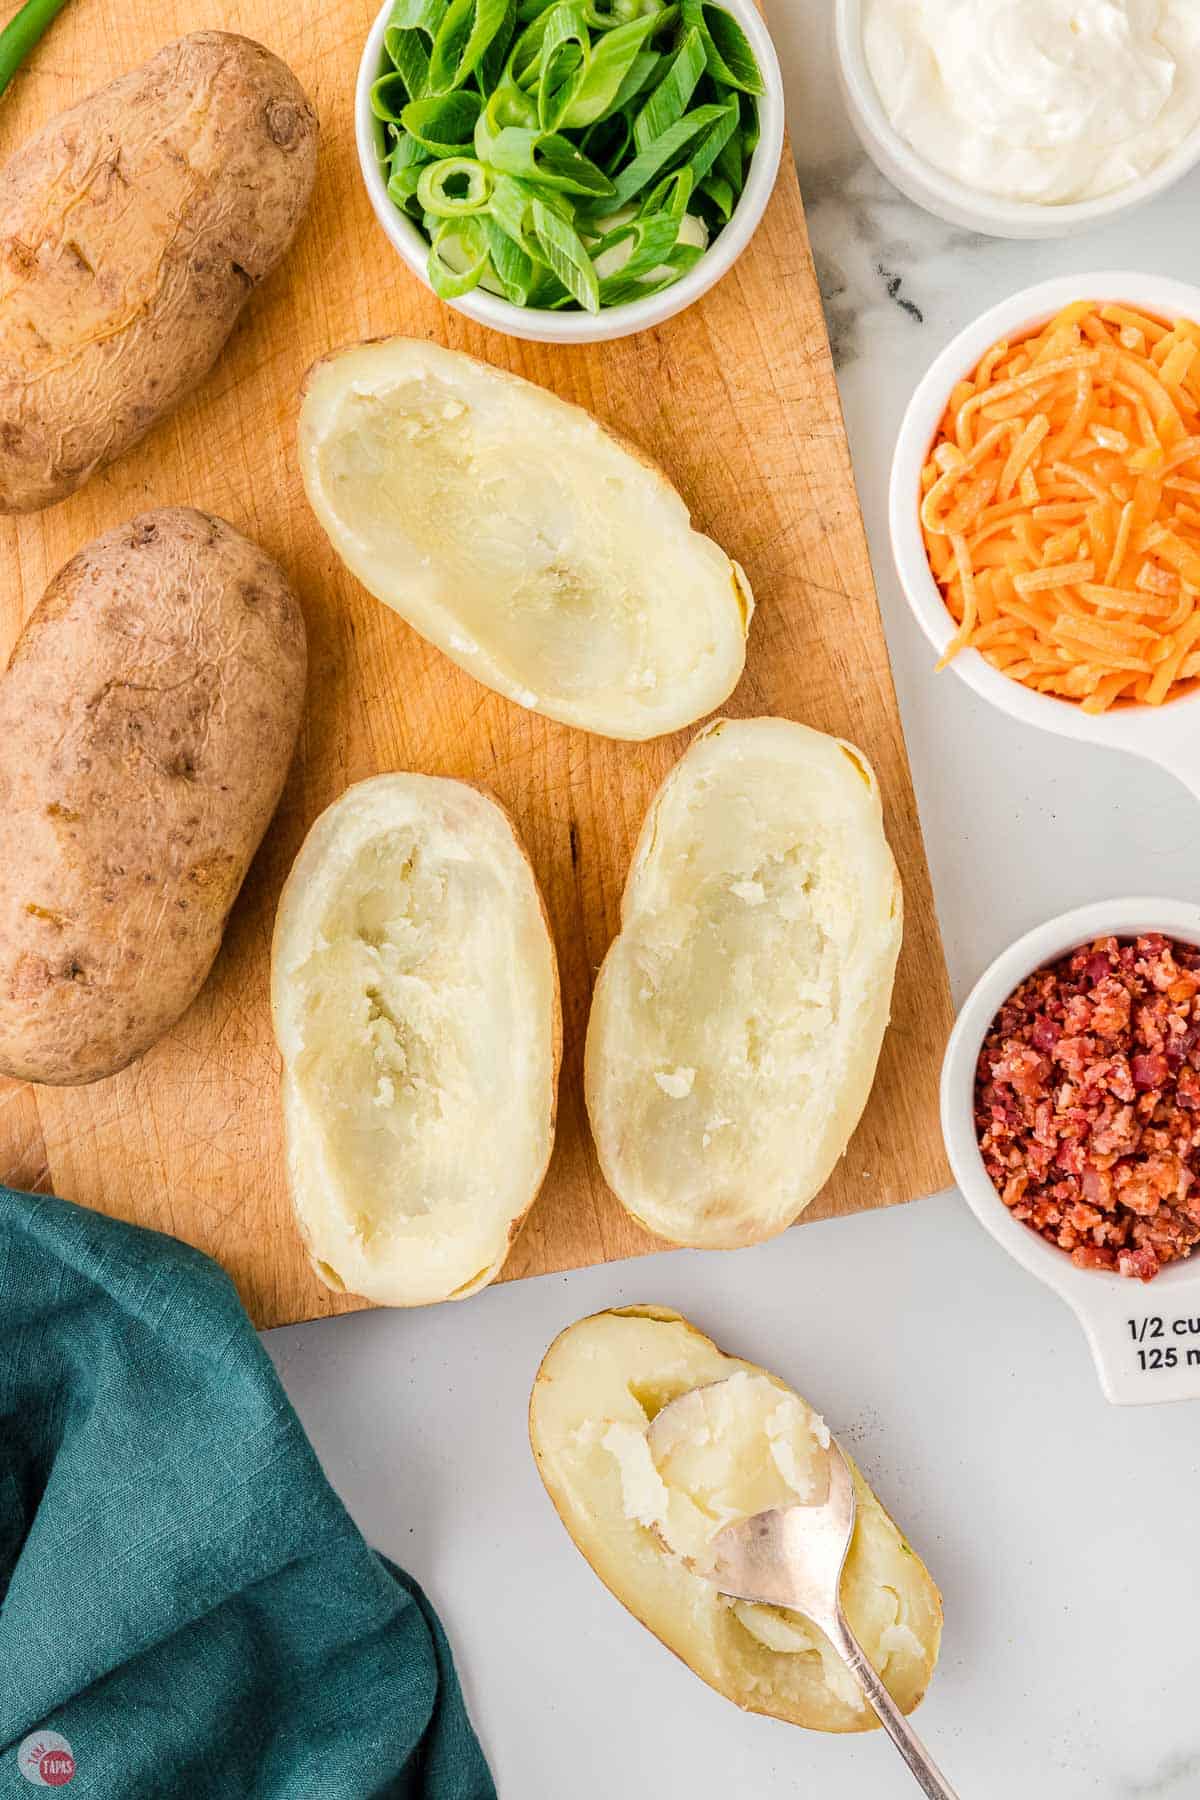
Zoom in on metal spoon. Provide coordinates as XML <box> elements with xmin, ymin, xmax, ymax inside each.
<box><xmin>657</xmin><ymin>1386</ymin><xmax>959</xmax><ymax>1798</ymax></box>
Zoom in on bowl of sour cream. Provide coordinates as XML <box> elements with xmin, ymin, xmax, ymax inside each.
<box><xmin>835</xmin><ymin>0</ymin><xmax>1200</xmax><ymax>238</ymax></box>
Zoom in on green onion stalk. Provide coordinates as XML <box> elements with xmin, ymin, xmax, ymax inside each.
<box><xmin>0</xmin><ymin>0</ymin><xmax>73</xmax><ymax>102</ymax></box>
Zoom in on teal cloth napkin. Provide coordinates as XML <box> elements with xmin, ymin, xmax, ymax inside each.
<box><xmin>0</xmin><ymin>1186</ymin><xmax>496</xmax><ymax>1799</ymax></box>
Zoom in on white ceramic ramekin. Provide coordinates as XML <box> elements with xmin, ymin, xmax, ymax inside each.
<box><xmin>834</xmin><ymin>0</ymin><xmax>1200</xmax><ymax>240</ymax></box>
<box><xmin>944</xmin><ymin>898</ymin><xmax>1200</xmax><ymax>1405</ymax></box>
<box><xmin>890</xmin><ymin>271</ymin><xmax>1200</xmax><ymax>806</ymax></box>
<box><xmin>355</xmin><ymin>0</ymin><xmax>785</xmax><ymax>345</ymax></box>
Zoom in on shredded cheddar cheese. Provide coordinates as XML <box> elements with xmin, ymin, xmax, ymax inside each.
<box><xmin>922</xmin><ymin>302</ymin><xmax>1200</xmax><ymax>712</ymax></box>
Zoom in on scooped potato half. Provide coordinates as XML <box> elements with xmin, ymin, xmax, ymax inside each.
<box><xmin>585</xmin><ymin>717</ymin><xmax>902</xmax><ymax>1249</ymax></box>
<box><xmin>0</xmin><ymin>32</ymin><xmax>318</xmax><ymax>513</ymax></box>
<box><xmin>298</xmin><ymin>337</ymin><xmax>753</xmax><ymax>740</ymax></box>
<box><xmin>0</xmin><ymin>508</ymin><xmax>306</xmax><ymax>1085</ymax></box>
<box><xmin>530</xmin><ymin>1307</ymin><xmax>942</xmax><ymax>1732</ymax></box>
<box><xmin>271</xmin><ymin>775</ymin><xmax>561</xmax><ymax>1306</ymax></box>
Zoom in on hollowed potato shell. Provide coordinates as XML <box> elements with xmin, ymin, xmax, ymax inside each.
<box><xmin>585</xmin><ymin>716</ymin><xmax>903</xmax><ymax>1247</ymax></box>
<box><xmin>297</xmin><ymin>336</ymin><xmax>753</xmax><ymax>741</ymax></box>
<box><xmin>271</xmin><ymin>774</ymin><xmax>561</xmax><ymax>1306</ymax></box>
<box><xmin>529</xmin><ymin>1306</ymin><xmax>942</xmax><ymax>1732</ymax></box>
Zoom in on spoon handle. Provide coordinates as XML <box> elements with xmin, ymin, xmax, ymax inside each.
<box><xmin>830</xmin><ymin>1612</ymin><xmax>960</xmax><ymax>1800</ymax></box>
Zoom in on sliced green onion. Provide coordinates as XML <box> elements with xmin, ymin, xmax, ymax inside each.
<box><xmin>589</xmin><ymin>209</ymin><xmax>679</xmax><ymax>278</ymax></box>
<box><xmin>481</xmin><ymin>215</ymin><xmax>538</xmax><ymax>301</ymax></box>
<box><xmin>428</xmin><ymin>216</ymin><xmax>491</xmax><ymax>296</ymax></box>
<box><xmin>632</xmin><ymin>25</ymin><xmax>704</xmax><ymax>149</ymax></box>
<box><xmin>484</xmin><ymin>124</ymin><xmax>614</xmax><ymax>195</ymax></box>
<box><xmin>506</xmin><ymin>4</ymin><xmax>561</xmax><ymax>86</ymax></box>
<box><xmin>536</xmin><ymin>1</ymin><xmax>590</xmax><ymax>127</ymax></box>
<box><xmin>428</xmin><ymin>0</ymin><xmax>513</xmax><ymax>94</ymax></box>
<box><xmin>602</xmin><ymin>99</ymin><xmax>728</xmax><ymax>209</ymax></box>
<box><xmin>371</xmin><ymin>69</ymin><xmax>412</xmax><ymax>122</ymax></box>
<box><xmin>579</xmin><ymin>107</ymin><xmax>634</xmax><ymax>174</ymax></box>
<box><xmin>584</xmin><ymin>0</ymin><xmax>670</xmax><ymax>24</ymax></box>
<box><xmin>385</xmin><ymin>0</ymin><xmax>450</xmax><ymax>100</ymax></box>
<box><xmin>598</xmin><ymin>248</ymin><xmax>702</xmax><ymax>305</ymax></box>
<box><xmin>557</xmin><ymin>9</ymin><xmax>664</xmax><ymax>128</ymax></box>
<box><xmin>417</xmin><ymin>155</ymin><xmax>495</xmax><ymax>214</ymax></box>
<box><xmin>475</xmin><ymin>78</ymin><xmax>540</xmax><ymax>154</ymax></box>
<box><xmin>686</xmin><ymin>92</ymin><xmax>740</xmax><ymax>185</ymax></box>
<box><xmin>639</xmin><ymin>163</ymin><xmax>694</xmax><ymax>218</ymax></box>
<box><xmin>707</xmin><ymin>103</ymin><xmax>743</xmax><ymax>189</ymax></box>
<box><xmin>697</xmin><ymin>171</ymin><xmax>734</xmax><ymax>220</ymax></box>
<box><xmin>605</xmin><ymin>45</ymin><xmax>662</xmax><ymax>114</ymax></box>
<box><xmin>0</xmin><ymin>0</ymin><xmax>74</xmax><ymax>102</ymax></box>
<box><xmin>530</xmin><ymin>197</ymin><xmax>600</xmax><ymax>311</ymax></box>
<box><xmin>388</xmin><ymin>129</ymin><xmax>434</xmax><ymax>206</ymax></box>
<box><xmin>402</xmin><ymin>89</ymin><xmax>483</xmax><ymax>154</ymax></box>
<box><xmin>680</xmin><ymin>0</ymin><xmax>763</xmax><ymax>94</ymax></box>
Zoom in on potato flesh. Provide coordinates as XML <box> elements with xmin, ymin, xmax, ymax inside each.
<box><xmin>318</xmin><ymin>375</ymin><xmax>712</xmax><ymax>705</ymax></box>
<box><xmin>273</xmin><ymin>778</ymin><xmax>557</xmax><ymax>1304</ymax></box>
<box><xmin>531</xmin><ymin>1311</ymin><xmax>941</xmax><ymax>1732</ymax></box>
<box><xmin>607</xmin><ymin>811</ymin><xmax>849</xmax><ymax>1212</ymax></box>
<box><xmin>585</xmin><ymin>719</ymin><xmax>902</xmax><ymax>1247</ymax></box>
<box><xmin>595</xmin><ymin>1375</ymin><xmax>879</xmax><ymax>1715</ymax></box>
<box><xmin>294</xmin><ymin>828</ymin><xmax>527</xmax><ymax>1235</ymax></box>
<box><xmin>300</xmin><ymin>340</ymin><xmax>751</xmax><ymax>739</ymax></box>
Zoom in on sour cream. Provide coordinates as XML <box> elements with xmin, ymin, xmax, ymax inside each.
<box><xmin>863</xmin><ymin>0</ymin><xmax>1200</xmax><ymax>205</ymax></box>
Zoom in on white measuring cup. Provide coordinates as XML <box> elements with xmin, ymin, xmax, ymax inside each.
<box><xmin>943</xmin><ymin>898</ymin><xmax>1200</xmax><ymax>1405</ymax></box>
<box><xmin>890</xmin><ymin>271</ymin><xmax>1200</xmax><ymax>804</ymax></box>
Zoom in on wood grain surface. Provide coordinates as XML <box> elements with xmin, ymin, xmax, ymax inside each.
<box><xmin>0</xmin><ymin>0</ymin><xmax>953</xmax><ymax>1327</ymax></box>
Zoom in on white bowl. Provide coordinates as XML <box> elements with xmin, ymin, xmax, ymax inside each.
<box><xmin>890</xmin><ymin>271</ymin><xmax>1200</xmax><ymax>807</ymax></box>
<box><xmin>944</xmin><ymin>898</ymin><xmax>1200</xmax><ymax>1405</ymax></box>
<box><xmin>355</xmin><ymin>0</ymin><xmax>785</xmax><ymax>345</ymax></box>
<box><xmin>834</xmin><ymin>0</ymin><xmax>1200</xmax><ymax>240</ymax></box>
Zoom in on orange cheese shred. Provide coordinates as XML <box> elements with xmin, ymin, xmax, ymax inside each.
<box><xmin>921</xmin><ymin>301</ymin><xmax>1200</xmax><ymax>711</ymax></box>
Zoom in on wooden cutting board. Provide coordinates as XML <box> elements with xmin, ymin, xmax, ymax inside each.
<box><xmin>0</xmin><ymin>0</ymin><xmax>953</xmax><ymax>1327</ymax></box>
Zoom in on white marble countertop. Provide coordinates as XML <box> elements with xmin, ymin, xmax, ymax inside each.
<box><xmin>267</xmin><ymin>6</ymin><xmax>1200</xmax><ymax>1794</ymax></box>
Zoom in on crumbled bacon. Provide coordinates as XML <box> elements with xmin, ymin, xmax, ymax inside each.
<box><xmin>975</xmin><ymin>934</ymin><xmax>1200</xmax><ymax>1281</ymax></box>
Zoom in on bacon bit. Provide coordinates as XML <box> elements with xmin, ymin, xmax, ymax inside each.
<box><xmin>1072</xmin><ymin>1244</ymin><xmax>1117</xmax><ymax>1271</ymax></box>
<box><xmin>1178</xmin><ymin>1068</ymin><xmax>1200</xmax><ymax>1109</ymax></box>
<box><xmin>1092</xmin><ymin>1105</ymin><xmax>1140</xmax><ymax>1156</ymax></box>
<box><xmin>1118</xmin><ymin>1246</ymin><xmax>1161</xmax><ymax>1282</ymax></box>
<box><xmin>1091</xmin><ymin>979</ymin><xmax>1131</xmax><ymax>1038</ymax></box>
<box><xmin>1080</xmin><ymin>1165</ymin><xmax>1113</xmax><ymax>1207</ymax></box>
<box><xmin>975</xmin><ymin>934</ymin><xmax>1200</xmax><ymax>1280</ymax></box>
<box><xmin>1055</xmin><ymin>1035</ymin><xmax>1096</xmax><ymax>1076</ymax></box>
<box><xmin>1132</xmin><ymin>1051</ymin><xmax>1170</xmax><ymax>1090</ymax></box>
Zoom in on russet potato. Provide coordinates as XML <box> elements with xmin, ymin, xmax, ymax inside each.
<box><xmin>0</xmin><ymin>508</ymin><xmax>306</xmax><ymax>1084</ymax></box>
<box><xmin>0</xmin><ymin>32</ymin><xmax>317</xmax><ymax>512</ymax></box>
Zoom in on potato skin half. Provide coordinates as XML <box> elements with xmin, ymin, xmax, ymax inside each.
<box><xmin>530</xmin><ymin>1307</ymin><xmax>943</xmax><ymax>1733</ymax></box>
<box><xmin>271</xmin><ymin>773</ymin><xmax>562</xmax><ymax>1307</ymax></box>
<box><xmin>0</xmin><ymin>32</ymin><xmax>318</xmax><ymax>513</ymax></box>
<box><xmin>0</xmin><ymin>507</ymin><xmax>306</xmax><ymax>1084</ymax></box>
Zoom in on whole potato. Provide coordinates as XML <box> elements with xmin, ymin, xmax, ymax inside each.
<box><xmin>0</xmin><ymin>32</ymin><xmax>318</xmax><ymax>513</ymax></box>
<box><xmin>0</xmin><ymin>508</ymin><xmax>307</xmax><ymax>1085</ymax></box>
